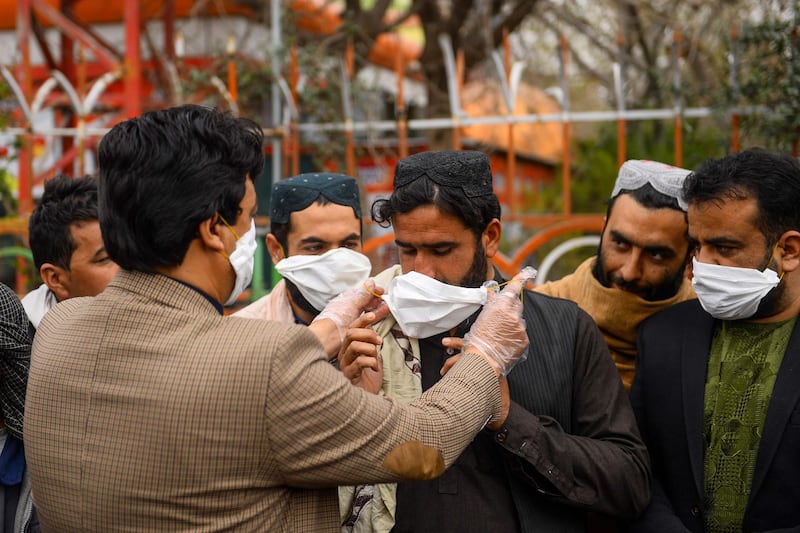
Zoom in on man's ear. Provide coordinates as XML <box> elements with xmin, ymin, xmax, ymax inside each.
<box><xmin>198</xmin><ymin>217</ymin><xmax>226</xmax><ymax>253</ymax></box>
<box><xmin>265</xmin><ymin>234</ymin><xmax>285</xmax><ymax>264</ymax></box>
<box><xmin>482</xmin><ymin>218</ymin><xmax>502</xmax><ymax>258</ymax></box>
<box><xmin>40</xmin><ymin>263</ymin><xmax>71</xmax><ymax>302</ymax></box>
<box><xmin>778</xmin><ymin>230</ymin><xmax>800</xmax><ymax>274</ymax></box>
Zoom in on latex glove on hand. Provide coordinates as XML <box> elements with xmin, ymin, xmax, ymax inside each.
<box><xmin>311</xmin><ymin>279</ymin><xmax>388</xmax><ymax>353</ymax></box>
<box><xmin>462</xmin><ymin>267</ymin><xmax>536</xmax><ymax>377</ymax></box>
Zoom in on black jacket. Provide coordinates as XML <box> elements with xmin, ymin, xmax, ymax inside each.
<box><xmin>631</xmin><ymin>299</ymin><xmax>800</xmax><ymax>532</ymax></box>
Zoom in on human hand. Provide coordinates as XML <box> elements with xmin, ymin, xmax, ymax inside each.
<box><xmin>339</xmin><ymin>311</ymin><xmax>386</xmax><ymax>394</ymax></box>
<box><xmin>439</xmin><ymin>338</ymin><xmax>509</xmax><ymax>429</ymax></box>
<box><xmin>439</xmin><ymin>336</ymin><xmax>464</xmax><ymax>376</ymax></box>
<box><xmin>463</xmin><ymin>267</ymin><xmax>535</xmax><ymax>377</ymax></box>
<box><xmin>312</xmin><ymin>279</ymin><xmax>388</xmax><ymax>344</ymax></box>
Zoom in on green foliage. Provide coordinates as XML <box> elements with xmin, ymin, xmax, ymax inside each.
<box><xmin>0</xmin><ymin>168</ymin><xmax>18</xmax><ymax>216</ymax></box>
<box><xmin>729</xmin><ymin>7</ymin><xmax>800</xmax><ymax>150</ymax></box>
<box><xmin>195</xmin><ymin>34</ymin><xmax>378</xmax><ymax>174</ymax></box>
<box><xmin>0</xmin><ymin>80</ymin><xmax>13</xmax><ymax>130</ymax></box>
<box><xmin>535</xmin><ymin>120</ymin><xmax>729</xmax><ymax>215</ymax></box>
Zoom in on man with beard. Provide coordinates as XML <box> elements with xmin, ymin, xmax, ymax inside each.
<box><xmin>535</xmin><ymin>159</ymin><xmax>696</xmax><ymax>390</ymax></box>
<box><xmin>338</xmin><ymin>150</ymin><xmax>650</xmax><ymax>533</ymax></box>
<box><xmin>235</xmin><ymin>172</ymin><xmax>371</xmax><ymax>327</ymax></box>
<box><xmin>630</xmin><ymin>148</ymin><xmax>800</xmax><ymax>532</ymax></box>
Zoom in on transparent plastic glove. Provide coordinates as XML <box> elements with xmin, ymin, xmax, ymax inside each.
<box><xmin>312</xmin><ymin>279</ymin><xmax>387</xmax><ymax>343</ymax></box>
<box><xmin>462</xmin><ymin>267</ymin><xmax>536</xmax><ymax>376</ymax></box>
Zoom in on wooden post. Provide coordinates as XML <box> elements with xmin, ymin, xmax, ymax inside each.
<box><xmin>124</xmin><ymin>0</ymin><xmax>142</xmax><ymax>118</ymax></box>
<box><xmin>504</xmin><ymin>29</ymin><xmax>517</xmax><ymax>219</ymax></box>
<box><xmin>395</xmin><ymin>50</ymin><xmax>407</xmax><ymax>159</ymax></box>
<box><xmin>453</xmin><ymin>49</ymin><xmax>464</xmax><ymax>150</ymax></box>
<box><xmin>16</xmin><ymin>0</ymin><xmax>34</xmax><ymax>216</ymax></box>
<box><xmin>730</xmin><ymin>26</ymin><xmax>740</xmax><ymax>153</ymax></box>
<box><xmin>227</xmin><ymin>35</ymin><xmax>238</xmax><ymax>106</ymax></box>
<box><xmin>559</xmin><ymin>33</ymin><xmax>572</xmax><ymax>215</ymax></box>
<box><xmin>289</xmin><ymin>43</ymin><xmax>300</xmax><ymax>176</ymax></box>
<box><xmin>344</xmin><ymin>39</ymin><xmax>355</xmax><ymax>176</ymax></box>
<box><xmin>615</xmin><ymin>31</ymin><xmax>626</xmax><ymax>167</ymax></box>
<box><xmin>672</xmin><ymin>27</ymin><xmax>683</xmax><ymax>167</ymax></box>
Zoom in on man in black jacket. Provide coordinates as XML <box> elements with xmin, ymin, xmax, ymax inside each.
<box><xmin>348</xmin><ymin>150</ymin><xmax>651</xmax><ymax>533</ymax></box>
<box><xmin>631</xmin><ymin>148</ymin><xmax>800</xmax><ymax>532</ymax></box>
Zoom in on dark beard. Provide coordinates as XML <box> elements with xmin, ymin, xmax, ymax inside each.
<box><xmin>751</xmin><ymin>283</ymin><xmax>784</xmax><ymax>319</ymax></box>
<box><xmin>458</xmin><ymin>239</ymin><xmax>489</xmax><ymax>288</ymax></box>
<box><xmin>285</xmin><ymin>279</ymin><xmax>321</xmax><ymax>317</ymax></box>
<box><xmin>592</xmin><ymin>240</ymin><xmax>686</xmax><ymax>301</ymax></box>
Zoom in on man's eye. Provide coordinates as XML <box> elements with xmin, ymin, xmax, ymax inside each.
<box><xmin>432</xmin><ymin>248</ymin><xmax>452</xmax><ymax>257</ymax></box>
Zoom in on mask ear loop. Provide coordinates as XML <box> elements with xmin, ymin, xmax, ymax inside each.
<box><xmin>772</xmin><ymin>242</ymin><xmax>786</xmax><ymax>281</ymax></box>
<box><xmin>275</xmin><ymin>244</ymin><xmax>288</xmax><ymax>263</ymax></box>
<box><xmin>215</xmin><ymin>214</ymin><xmax>241</xmax><ymax>261</ymax></box>
<box><xmin>491</xmin><ymin>278</ymin><xmax>526</xmax><ymax>303</ymax></box>
<box><xmin>363</xmin><ymin>281</ymin><xmax>383</xmax><ymax>298</ymax></box>
<box><xmin>217</xmin><ymin>214</ymin><xmax>242</xmax><ymax>240</ymax></box>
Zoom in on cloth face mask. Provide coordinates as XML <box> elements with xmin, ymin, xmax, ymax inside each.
<box><xmin>383</xmin><ymin>271</ymin><xmax>488</xmax><ymax>339</ymax></box>
<box><xmin>275</xmin><ymin>247</ymin><xmax>372</xmax><ymax>311</ymax></box>
<box><xmin>225</xmin><ymin>219</ymin><xmax>257</xmax><ymax>306</ymax></box>
<box><xmin>691</xmin><ymin>257</ymin><xmax>780</xmax><ymax>320</ymax></box>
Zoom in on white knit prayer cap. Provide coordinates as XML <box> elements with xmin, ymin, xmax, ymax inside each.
<box><xmin>611</xmin><ymin>159</ymin><xmax>691</xmax><ymax>211</ymax></box>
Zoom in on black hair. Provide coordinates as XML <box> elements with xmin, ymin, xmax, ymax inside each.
<box><xmin>98</xmin><ymin>105</ymin><xmax>264</xmax><ymax>272</ymax></box>
<box><xmin>683</xmin><ymin>147</ymin><xmax>800</xmax><ymax>245</ymax></box>
<box><xmin>28</xmin><ymin>175</ymin><xmax>99</xmax><ymax>270</ymax></box>
<box><xmin>371</xmin><ymin>175</ymin><xmax>501</xmax><ymax>237</ymax></box>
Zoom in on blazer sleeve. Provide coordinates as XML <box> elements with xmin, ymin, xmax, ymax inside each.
<box><xmin>489</xmin><ymin>310</ymin><xmax>652</xmax><ymax>518</ymax></box>
<box><xmin>264</xmin><ymin>325</ymin><xmax>502</xmax><ymax>488</ymax></box>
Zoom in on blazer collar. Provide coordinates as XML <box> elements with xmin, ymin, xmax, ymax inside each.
<box><xmin>684</xmin><ymin>306</ymin><xmax>800</xmax><ymax>511</ymax></box>
<box><xmin>680</xmin><ymin>301</ymin><xmax>715</xmax><ymax>499</ymax></box>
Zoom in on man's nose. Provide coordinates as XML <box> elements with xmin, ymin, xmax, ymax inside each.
<box><xmin>411</xmin><ymin>255</ymin><xmax>437</xmax><ymax>279</ymax></box>
<box><xmin>618</xmin><ymin>251</ymin><xmax>643</xmax><ymax>281</ymax></box>
<box><xmin>694</xmin><ymin>247</ymin><xmax>715</xmax><ymax>265</ymax></box>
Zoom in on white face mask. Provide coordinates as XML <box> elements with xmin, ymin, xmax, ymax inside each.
<box><xmin>383</xmin><ymin>271</ymin><xmax>488</xmax><ymax>339</ymax></box>
<box><xmin>691</xmin><ymin>257</ymin><xmax>781</xmax><ymax>320</ymax></box>
<box><xmin>275</xmin><ymin>247</ymin><xmax>372</xmax><ymax>311</ymax></box>
<box><xmin>224</xmin><ymin>219</ymin><xmax>257</xmax><ymax>306</ymax></box>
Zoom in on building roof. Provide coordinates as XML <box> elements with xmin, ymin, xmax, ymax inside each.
<box><xmin>461</xmin><ymin>78</ymin><xmax>563</xmax><ymax>165</ymax></box>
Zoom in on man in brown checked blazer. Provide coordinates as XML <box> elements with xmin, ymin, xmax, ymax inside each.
<box><xmin>23</xmin><ymin>105</ymin><xmax>530</xmax><ymax>533</ymax></box>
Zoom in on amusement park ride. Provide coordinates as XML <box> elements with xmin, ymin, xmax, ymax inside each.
<box><xmin>0</xmin><ymin>0</ymin><xmax>605</xmax><ymax>293</ymax></box>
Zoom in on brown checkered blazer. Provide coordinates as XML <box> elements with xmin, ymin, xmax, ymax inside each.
<box><xmin>24</xmin><ymin>270</ymin><xmax>500</xmax><ymax>532</ymax></box>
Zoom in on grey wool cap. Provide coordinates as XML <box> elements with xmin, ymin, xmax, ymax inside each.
<box><xmin>611</xmin><ymin>160</ymin><xmax>691</xmax><ymax>211</ymax></box>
